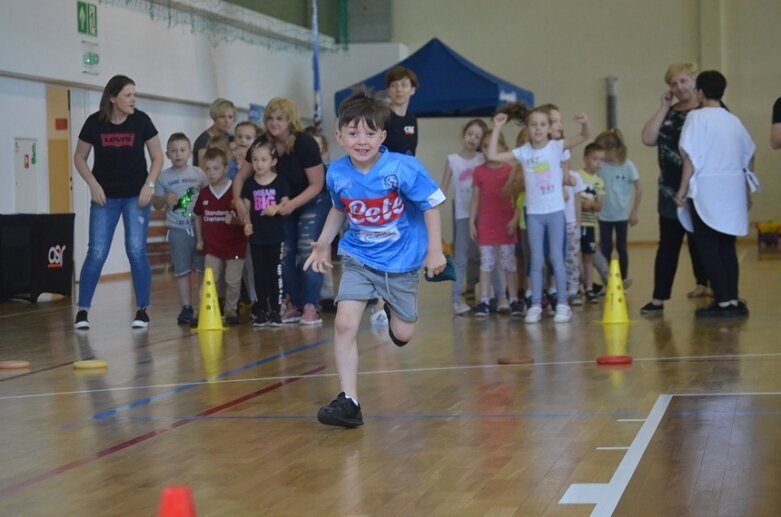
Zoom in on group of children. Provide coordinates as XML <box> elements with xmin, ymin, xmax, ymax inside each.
<box><xmin>442</xmin><ymin>103</ymin><xmax>642</xmax><ymax>323</ymax></box>
<box><xmin>154</xmin><ymin>125</ymin><xmax>291</xmax><ymax>328</ymax></box>
<box><xmin>153</xmin><ymin>65</ymin><xmax>422</xmax><ymax>329</ymax></box>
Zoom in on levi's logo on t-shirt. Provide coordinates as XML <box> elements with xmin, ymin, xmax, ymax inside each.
<box><xmin>341</xmin><ymin>191</ymin><xmax>405</xmax><ymax>226</ymax></box>
<box><xmin>101</xmin><ymin>133</ymin><xmax>135</xmax><ymax>147</ymax></box>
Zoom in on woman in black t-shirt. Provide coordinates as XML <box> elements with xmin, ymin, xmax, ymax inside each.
<box><xmin>72</xmin><ymin>75</ymin><xmax>164</xmax><ymax>330</ymax></box>
<box><xmin>638</xmin><ymin>63</ymin><xmax>711</xmax><ymax>315</ymax></box>
<box><xmin>772</xmin><ymin>97</ymin><xmax>781</xmax><ymax>150</ymax></box>
<box><xmin>233</xmin><ymin>97</ymin><xmax>327</xmax><ymax>325</ymax></box>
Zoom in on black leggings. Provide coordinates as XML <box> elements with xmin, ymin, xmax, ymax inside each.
<box><xmin>652</xmin><ymin>215</ymin><xmax>709</xmax><ymax>300</ymax></box>
<box><xmin>251</xmin><ymin>243</ymin><xmax>284</xmax><ymax>312</ymax></box>
<box><xmin>599</xmin><ymin>220</ymin><xmax>629</xmax><ymax>279</ymax></box>
<box><xmin>691</xmin><ymin>203</ymin><xmax>738</xmax><ymax>303</ymax></box>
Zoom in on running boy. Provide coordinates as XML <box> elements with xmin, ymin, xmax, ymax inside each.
<box><xmin>304</xmin><ymin>91</ymin><xmax>446</xmax><ymax>428</ymax></box>
<box><xmin>193</xmin><ymin>147</ymin><xmax>247</xmax><ymax>326</ymax></box>
<box><xmin>152</xmin><ymin>133</ymin><xmax>207</xmax><ymax>324</ymax></box>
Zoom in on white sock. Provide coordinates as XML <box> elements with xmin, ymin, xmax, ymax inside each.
<box><xmin>346</xmin><ymin>395</ymin><xmax>359</xmax><ymax>406</ymax></box>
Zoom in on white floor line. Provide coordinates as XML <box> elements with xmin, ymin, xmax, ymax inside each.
<box><xmin>596</xmin><ymin>446</ymin><xmax>629</xmax><ymax>451</ymax></box>
<box><xmin>560</xmin><ymin>394</ymin><xmax>672</xmax><ymax>516</ymax></box>
<box><xmin>616</xmin><ymin>418</ymin><xmax>646</xmax><ymax>422</ymax></box>
<box><xmin>672</xmin><ymin>391</ymin><xmax>781</xmax><ymax>397</ymax></box>
<box><xmin>3</xmin><ymin>354</ymin><xmax>781</xmax><ymax>402</ymax></box>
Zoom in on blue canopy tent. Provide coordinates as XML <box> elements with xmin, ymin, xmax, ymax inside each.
<box><xmin>334</xmin><ymin>38</ymin><xmax>534</xmax><ymax>117</ymax></box>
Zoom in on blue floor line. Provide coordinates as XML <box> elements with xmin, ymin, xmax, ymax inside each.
<box><xmin>85</xmin><ymin>338</ymin><xmax>329</xmax><ymax>422</ymax></box>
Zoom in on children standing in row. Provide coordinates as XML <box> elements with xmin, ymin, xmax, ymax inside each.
<box><xmin>193</xmin><ymin>147</ymin><xmax>247</xmax><ymax>326</ymax></box>
<box><xmin>578</xmin><ymin>143</ymin><xmax>606</xmax><ymax>303</ymax></box>
<box><xmin>152</xmin><ymin>133</ymin><xmax>208</xmax><ymax>325</ymax></box>
<box><xmin>440</xmin><ymin>119</ymin><xmax>487</xmax><ymax>315</ymax></box>
<box><xmin>486</xmin><ymin>103</ymin><xmax>590</xmax><ymax>324</ymax></box>
<box><xmin>595</xmin><ymin>129</ymin><xmax>642</xmax><ymax>286</ymax></box>
<box><xmin>469</xmin><ymin>130</ymin><xmax>522</xmax><ymax>317</ymax></box>
<box><xmin>240</xmin><ymin>140</ymin><xmax>289</xmax><ymax>327</ymax></box>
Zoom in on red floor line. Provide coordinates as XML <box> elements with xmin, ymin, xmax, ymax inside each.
<box><xmin>0</xmin><ymin>364</ymin><xmax>326</xmax><ymax>499</ymax></box>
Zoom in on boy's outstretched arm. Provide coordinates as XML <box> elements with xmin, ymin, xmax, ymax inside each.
<box><xmin>423</xmin><ymin>207</ymin><xmax>447</xmax><ymax>278</ymax></box>
<box><xmin>303</xmin><ymin>207</ymin><xmax>346</xmax><ymax>273</ymax></box>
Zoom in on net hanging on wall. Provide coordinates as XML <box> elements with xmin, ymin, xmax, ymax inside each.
<box><xmin>98</xmin><ymin>0</ymin><xmax>344</xmax><ymax>52</ymax></box>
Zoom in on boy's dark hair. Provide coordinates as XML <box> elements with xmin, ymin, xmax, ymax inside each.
<box><xmin>337</xmin><ymin>90</ymin><xmax>391</xmax><ymax>131</ymax></box>
<box><xmin>696</xmin><ymin>70</ymin><xmax>727</xmax><ymax>101</ymax></box>
<box><xmin>167</xmin><ymin>132</ymin><xmax>191</xmax><ymax>147</ymax></box>
<box><xmin>584</xmin><ymin>142</ymin><xmax>605</xmax><ymax>156</ymax></box>
<box><xmin>202</xmin><ymin>147</ymin><xmax>228</xmax><ymax>165</ymax></box>
<box><xmin>385</xmin><ymin>66</ymin><xmax>418</xmax><ymax>88</ymax></box>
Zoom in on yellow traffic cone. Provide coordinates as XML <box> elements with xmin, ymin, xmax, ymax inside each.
<box><xmin>197</xmin><ymin>267</ymin><xmax>224</xmax><ymax>331</ymax></box>
<box><xmin>198</xmin><ymin>330</ymin><xmax>223</xmax><ymax>382</ymax></box>
<box><xmin>598</xmin><ymin>259</ymin><xmax>631</xmax><ymax>324</ymax></box>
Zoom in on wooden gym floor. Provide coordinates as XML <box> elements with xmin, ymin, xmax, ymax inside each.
<box><xmin>0</xmin><ymin>245</ymin><xmax>779</xmax><ymax>516</ymax></box>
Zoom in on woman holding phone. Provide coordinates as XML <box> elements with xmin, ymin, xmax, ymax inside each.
<box><xmin>639</xmin><ymin>63</ymin><xmax>710</xmax><ymax>315</ymax></box>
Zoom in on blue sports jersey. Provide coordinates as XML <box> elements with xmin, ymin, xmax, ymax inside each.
<box><xmin>327</xmin><ymin>147</ymin><xmax>446</xmax><ymax>273</ymax></box>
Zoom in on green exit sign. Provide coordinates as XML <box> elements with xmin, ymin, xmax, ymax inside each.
<box><xmin>77</xmin><ymin>1</ymin><xmax>97</xmax><ymax>37</ymax></box>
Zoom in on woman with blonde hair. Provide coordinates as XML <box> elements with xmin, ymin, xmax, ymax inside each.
<box><xmin>233</xmin><ymin>97</ymin><xmax>327</xmax><ymax>325</ymax></box>
<box><xmin>640</xmin><ymin>63</ymin><xmax>710</xmax><ymax>315</ymax></box>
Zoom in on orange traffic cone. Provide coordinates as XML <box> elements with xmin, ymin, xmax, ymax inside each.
<box><xmin>197</xmin><ymin>268</ymin><xmax>224</xmax><ymax>331</ymax></box>
<box><xmin>598</xmin><ymin>259</ymin><xmax>631</xmax><ymax>324</ymax></box>
<box><xmin>159</xmin><ymin>486</ymin><xmax>196</xmax><ymax>517</ymax></box>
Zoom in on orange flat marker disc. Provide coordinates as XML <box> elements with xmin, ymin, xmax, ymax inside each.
<box><xmin>497</xmin><ymin>356</ymin><xmax>534</xmax><ymax>365</ymax></box>
<box><xmin>596</xmin><ymin>355</ymin><xmax>633</xmax><ymax>365</ymax></box>
<box><xmin>0</xmin><ymin>360</ymin><xmax>31</xmax><ymax>369</ymax></box>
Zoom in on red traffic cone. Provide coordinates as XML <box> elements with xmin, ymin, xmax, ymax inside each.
<box><xmin>159</xmin><ymin>486</ymin><xmax>196</xmax><ymax>517</ymax></box>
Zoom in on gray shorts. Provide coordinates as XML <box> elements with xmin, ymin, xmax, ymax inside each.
<box><xmin>168</xmin><ymin>227</ymin><xmax>205</xmax><ymax>277</ymax></box>
<box><xmin>335</xmin><ymin>255</ymin><xmax>420</xmax><ymax>322</ymax></box>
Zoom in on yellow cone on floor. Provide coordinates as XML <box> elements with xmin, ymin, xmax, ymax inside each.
<box><xmin>197</xmin><ymin>267</ymin><xmax>224</xmax><ymax>331</ymax></box>
<box><xmin>599</xmin><ymin>259</ymin><xmax>631</xmax><ymax>324</ymax></box>
<box><xmin>198</xmin><ymin>330</ymin><xmax>223</xmax><ymax>382</ymax></box>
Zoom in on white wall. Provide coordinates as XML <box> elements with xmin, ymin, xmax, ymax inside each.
<box><xmin>0</xmin><ymin>0</ymin><xmax>403</xmax><ymax>277</ymax></box>
<box><xmin>0</xmin><ymin>77</ymin><xmax>49</xmax><ymax>213</ymax></box>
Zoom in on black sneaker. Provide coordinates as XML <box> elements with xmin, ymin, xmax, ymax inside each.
<box><xmin>585</xmin><ymin>290</ymin><xmax>598</xmax><ymax>304</ymax></box>
<box><xmin>74</xmin><ymin>310</ymin><xmax>90</xmax><ymax>330</ymax></box>
<box><xmin>382</xmin><ymin>303</ymin><xmax>408</xmax><ymax>347</ymax></box>
<box><xmin>317</xmin><ymin>392</ymin><xmax>364</xmax><ymax>428</ymax></box>
<box><xmin>177</xmin><ymin>305</ymin><xmax>194</xmax><ymax>325</ymax></box>
<box><xmin>640</xmin><ymin>302</ymin><xmax>664</xmax><ymax>315</ymax></box>
<box><xmin>189</xmin><ymin>317</ymin><xmax>199</xmax><ymax>328</ymax></box>
<box><xmin>510</xmin><ymin>300</ymin><xmax>523</xmax><ymax>316</ymax></box>
<box><xmin>695</xmin><ymin>302</ymin><xmax>746</xmax><ymax>318</ymax></box>
<box><xmin>224</xmin><ymin>310</ymin><xmax>241</xmax><ymax>326</ymax></box>
<box><xmin>320</xmin><ymin>298</ymin><xmax>337</xmax><ymax>313</ymax></box>
<box><xmin>269</xmin><ymin>311</ymin><xmax>283</xmax><ymax>327</ymax></box>
<box><xmin>488</xmin><ymin>298</ymin><xmax>498</xmax><ymax>313</ymax></box>
<box><xmin>132</xmin><ymin>309</ymin><xmax>150</xmax><ymax>329</ymax></box>
<box><xmin>252</xmin><ymin>310</ymin><xmax>269</xmax><ymax>328</ymax></box>
<box><xmin>592</xmin><ymin>283</ymin><xmax>605</xmax><ymax>297</ymax></box>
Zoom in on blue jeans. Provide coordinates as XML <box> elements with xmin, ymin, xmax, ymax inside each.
<box><xmin>527</xmin><ymin>211</ymin><xmax>567</xmax><ymax>306</ymax></box>
<box><xmin>283</xmin><ymin>192</ymin><xmax>330</xmax><ymax>308</ymax></box>
<box><xmin>77</xmin><ymin>198</ymin><xmax>151</xmax><ymax>309</ymax></box>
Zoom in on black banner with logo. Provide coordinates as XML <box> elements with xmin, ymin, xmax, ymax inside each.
<box><xmin>0</xmin><ymin>214</ymin><xmax>75</xmax><ymax>302</ymax></box>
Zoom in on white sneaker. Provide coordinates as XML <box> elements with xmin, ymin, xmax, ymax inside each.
<box><xmin>553</xmin><ymin>304</ymin><xmax>572</xmax><ymax>323</ymax></box>
<box><xmin>370</xmin><ymin>309</ymin><xmax>388</xmax><ymax>326</ymax></box>
<box><xmin>497</xmin><ymin>299</ymin><xmax>511</xmax><ymax>314</ymax></box>
<box><xmin>453</xmin><ymin>301</ymin><xmax>471</xmax><ymax>315</ymax></box>
<box><xmin>524</xmin><ymin>305</ymin><xmax>542</xmax><ymax>324</ymax></box>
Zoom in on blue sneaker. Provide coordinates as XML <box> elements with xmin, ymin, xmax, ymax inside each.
<box><xmin>474</xmin><ymin>302</ymin><xmax>490</xmax><ymax>317</ymax></box>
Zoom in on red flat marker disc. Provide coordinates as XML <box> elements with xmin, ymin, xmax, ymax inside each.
<box><xmin>0</xmin><ymin>360</ymin><xmax>31</xmax><ymax>369</ymax></box>
<box><xmin>596</xmin><ymin>355</ymin><xmax>633</xmax><ymax>365</ymax></box>
<box><xmin>497</xmin><ymin>356</ymin><xmax>534</xmax><ymax>365</ymax></box>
